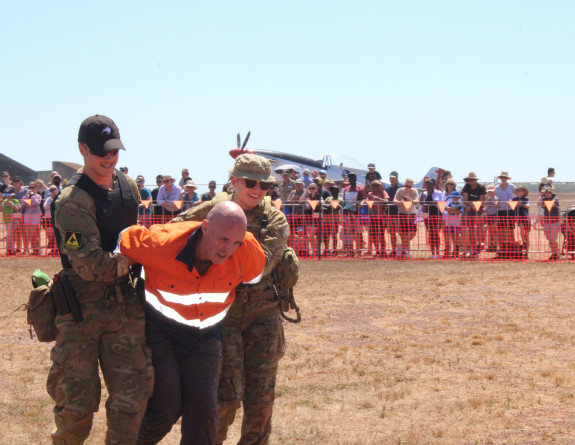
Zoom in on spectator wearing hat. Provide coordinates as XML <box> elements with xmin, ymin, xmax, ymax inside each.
<box><xmin>367</xmin><ymin>180</ymin><xmax>389</xmax><ymax>257</ymax></box>
<box><xmin>119</xmin><ymin>166</ymin><xmax>128</xmax><ymax>175</ymax></box>
<box><xmin>512</xmin><ymin>186</ymin><xmax>530</xmax><ymax>258</ymax></box>
<box><xmin>151</xmin><ymin>174</ymin><xmax>164</xmax><ymax>222</ymax></box>
<box><xmin>443</xmin><ymin>191</ymin><xmax>463</xmax><ymax>258</ymax></box>
<box><xmin>393</xmin><ymin>178</ymin><xmax>419</xmax><ymax>259</ymax></box>
<box><xmin>444</xmin><ymin>178</ymin><xmax>457</xmax><ymax>195</ymax></box>
<box><xmin>538</xmin><ymin>185</ymin><xmax>560</xmax><ymax>260</ymax></box>
<box><xmin>539</xmin><ymin>175</ymin><xmax>555</xmax><ymax>193</ymax></box>
<box><xmin>49</xmin><ymin>171</ymin><xmax>63</xmax><ymax>191</ymax></box>
<box><xmin>495</xmin><ymin>171</ymin><xmax>516</xmax><ymax>246</ymax></box>
<box><xmin>21</xmin><ymin>180</ymin><xmax>42</xmax><ymax>256</ymax></box>
<box><xmin>439</xmin><ymin>170</ymin><xmax>453</xmax><ymax>192</ymax></box>
<box><xmin>182</xmin><ymin>180</ymin><xmax>200</xmax><ymax>211</ymax></box>
<box><xmin>9</xmin><ymin>176</ymin><xmax>27</xmax><ymax>254</ymax></box>
<box><xmin>2</xmin><ymin>192</ymin><xmax>21</xmax><ymax>256</ymax></box>
<box><xmin>461</xmin><ymin>172</ymin><xmax>486</xmax><ymax>259</ymax></box>
<box><xmin>484</xmin><ymin>184</ymin><xmax>499</xmax><ymax>253</ymax></box>
<box><xmin>318</xmin><ymin>170</ymin><xmax>328</xmax><ymax>184</ymax></box>
<box><xmin>178</xmin><ymin>168</ymin><xmax>191</xmax><ymax>188</ymax></box>
<box><xmin>419</xmin><ymin>178</ymin><xmax>445</xmax><ymax>259</ymax></box>
<box><xmin>301</xmin><ymin>169</ymin><xmax>313</xmax><ymax>188</ymax></box>
<box><xmin>1</xmin><ymin>171</ymin><xmax>11</xmax><ymax>194</ymax></box>
<box><xmin>385</xmin><ymin>171</ymin><xmax>403</xmax><ymax>257</ymax></box>
<box><xmin>278</xmin><ymin>169</ymin><xmax>295</xmax><ymax>203</ymax></box>
<box><xmin>157</xmin><ymin>175</ymin><xmax>183</xmax><ymax>222</ymax></box>
<box><xmin>42</xmin><ymin>185</ymin><xmax>59</xmax><ymax>255</ymax></box>
<box><xmin>341</xmin><ymin>172</ymin><xmax>367</xmax><ymax>256</ymax></box>
<box><xmin>201</xmin><ymin>180</ymin><xmax>218</xmax><ymax>201</ymax></box>
<box><xmin>365</xmin><ymin>163</ymin><xmax>382</xmax><ymax>189</ymax></box>
<box><xmin>321</xmin><ymin>180</ymin><xmax>341</xmax><ymax>256</ymax></box>
<box><xmin>301</xmin><ymin>182</ymin><xmax>323</xmax><ymax>257</ymax></box>
<box><xmin>136</xmin><ymin>177</ymin><xmax>153</xmax><ymax>227</ymax></box>
<box><xmin>286</xmin><ymin>179</ymin><xmax>307</xmax><ymax>252</ymax></box>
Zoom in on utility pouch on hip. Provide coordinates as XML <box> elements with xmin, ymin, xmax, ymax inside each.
<box><xmin>26</xmin><ymin>272</ymin><xmax>57</xmax><ymax>342</ymax></box>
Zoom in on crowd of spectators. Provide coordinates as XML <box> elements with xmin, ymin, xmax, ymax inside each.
<box><xmin>270</xmin><ymin>165</ymin><xmax>567</xmax><ymax>261</ymax></box>
<box><xmin>1</xmin><ymin>165</ymin><xmax>570</xmax><ymax>261</ymax></box>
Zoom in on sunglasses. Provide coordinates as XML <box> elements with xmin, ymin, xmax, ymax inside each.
<box><xmin>163</xmin><ymin>180</ymin><xmax>172</xmax><ymax>183</ymax></box>
<box><xmin>91</xmin><ymin>149</ymin><xmax>119</xmax><ymax>157</ymax></box>
<box><xmin>243</xmin><ymin>178</ymin><xmax>273</xmax><ymax>190</ymax></box>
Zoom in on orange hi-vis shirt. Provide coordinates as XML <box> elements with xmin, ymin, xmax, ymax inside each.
<box><xmin>120</xmin><ymin>221</ymin><xmax>265</xmax><ymax>329</ymax></box>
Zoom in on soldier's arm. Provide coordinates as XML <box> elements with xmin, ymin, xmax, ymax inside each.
<box><xmin>260</xmin><ymin>207</ymin><xmax>290</xmax><ymax>277</ymax></box>
<box><xmin>54</xmin><ymin>188</ymin><xmax>131</xmax><ymax>281</ymax></box>
<box><xmin>170</xmin><ymin>199</ymin><xmax>213</xmax><ymax>223</ymax></box>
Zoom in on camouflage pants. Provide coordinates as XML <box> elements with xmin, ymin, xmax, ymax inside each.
<box><xmin>216</xmin><ymin>297</ymin><xmax>286</xmax><ymax>445</ymax></box>
<box><xmin>47</xmin><ymin>288</ymin><xmax>154</xmax><ymax>445</ymax></box>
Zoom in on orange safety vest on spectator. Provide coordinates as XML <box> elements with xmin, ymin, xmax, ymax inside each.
<box><xmin>120</xmin><ymin>221</ymin><xmax>265</xmax><ymax>328</ymax></box>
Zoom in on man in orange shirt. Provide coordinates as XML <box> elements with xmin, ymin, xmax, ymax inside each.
<box><xmin>120</xmin><ymin>201</ymin><xmax>265</xmax><ymax>445</ymax></box>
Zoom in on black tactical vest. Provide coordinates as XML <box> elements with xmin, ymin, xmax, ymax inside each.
<box><xmin>52</xmin><ymin>170</ymin><xmax>138</xmax><ymax>269</ymax></box>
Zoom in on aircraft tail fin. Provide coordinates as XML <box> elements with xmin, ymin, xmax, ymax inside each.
<box><xmin>413</xmin><ymin>167</ymin><xmax>444</xmax><ymax>190</ymax></box>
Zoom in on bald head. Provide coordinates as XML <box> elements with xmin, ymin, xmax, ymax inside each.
<box><xmin>197</xmin><ymin>201</ymin><xmax>247</xmax><ymax>265</ymax></box>
<box><xmin>205</xmin><ymin>201</ymin><xmax>247</xmax><ymax>230</ymax></box>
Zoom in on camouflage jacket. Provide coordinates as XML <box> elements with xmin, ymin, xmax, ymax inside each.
<box><xmin>53</xmin><ymin>175</ymin><xmax>139</xmax><ymax>282</ymax></box>
<box><xmin>172</xmin><ymin>192</ymin><xmax>290</xmax><ymax>283</ymax></box>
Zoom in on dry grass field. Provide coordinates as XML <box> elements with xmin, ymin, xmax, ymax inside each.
<box><xmin>2</xmin><ymin>258</ymin><xmax>575</xmax><ymax>444</ymax></box>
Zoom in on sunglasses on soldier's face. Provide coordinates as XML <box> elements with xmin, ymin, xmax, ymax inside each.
<box><xmin>243</xmin><ymin>178</ymin><xmax>273</xmax><ymax>191</ymax></box>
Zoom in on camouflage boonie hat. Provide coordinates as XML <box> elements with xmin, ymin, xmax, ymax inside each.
<box><xmin>229</xmin><ymin>154</ymin><xmax>274</xmax><ymax>182</ymax></box>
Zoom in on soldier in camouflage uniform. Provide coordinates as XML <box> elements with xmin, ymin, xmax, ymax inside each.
<box><xmin>47</xmin><ymin>115</ymin><xmax>153</xmax><ymax>444</ymax></box>
<box><xmin>172</xmin><ymin>154</ymin><xmax>290</xmax><ymax>445</ymax></box>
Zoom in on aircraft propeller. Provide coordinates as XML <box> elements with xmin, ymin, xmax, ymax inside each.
<box><xmin>241</xmin><ymin>131</ymin><xmax>251</xmax><ymax>150</ymax></box>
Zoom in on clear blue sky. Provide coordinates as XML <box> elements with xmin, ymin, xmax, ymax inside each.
<box><xmin>1</xmin><ymin>0</ymin><xmax>574</xmax><ymax>189</ymax></box>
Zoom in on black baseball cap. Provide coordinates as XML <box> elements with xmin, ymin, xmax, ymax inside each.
<box><xmin>78</xmin><ymin>115</ymin><xmax>125</xmax><ymax>156</ymax></box>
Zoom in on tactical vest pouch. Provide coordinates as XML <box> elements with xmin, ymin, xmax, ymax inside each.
<box><xmin>27</xmin><ymin>281</ymin><xmax>57</xmax><ymax>342</ymax></box>
<box><xmin>272</xmin><ymin>247</ymin><xmax>301</xmax><ymax>323</ymax></box>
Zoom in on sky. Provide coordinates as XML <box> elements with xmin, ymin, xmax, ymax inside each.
<box><xmin>1</xmin><ymin>0</ymin><xmax>574</xmax><ymax>190</ymax></box>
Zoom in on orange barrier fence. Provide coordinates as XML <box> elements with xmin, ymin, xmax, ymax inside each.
<box><xmin>1</xmin><ymin>214</ymin><xmax>574</xmax><ymax>262</ymax></box>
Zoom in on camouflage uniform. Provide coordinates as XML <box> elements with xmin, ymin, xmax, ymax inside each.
<box><xmin>278</xmin><ymin>178</ymin><xmax>295</xmax><ymax>203</ymax></box>
<box><xmin>47</xmin><ymin>116</ymin><xmax>153</xmax><ymax>445</ymax></box>
<box><xmin>172</xmin><ymin>157</ymin><xmax>290</xmax><ymax>445</ymax></box>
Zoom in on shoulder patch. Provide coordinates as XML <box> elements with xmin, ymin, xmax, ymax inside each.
<box><xmin>64</xmin><ymin>232</ymin><xmax>83</xmax><ymax>250</ymax></box>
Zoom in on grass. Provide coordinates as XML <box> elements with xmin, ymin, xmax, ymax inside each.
<box><xmin>2</xmin><ymin>258</ymin><xmax>575</xmax><ymax>444</ymax></box>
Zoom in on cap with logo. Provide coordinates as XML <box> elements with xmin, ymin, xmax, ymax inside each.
<box><xmin>389</xmin><ymin>171</ymin><xmax>398</xmax><ymax>178</ymax></box>
<box><xmin>229</xmin><ymin>154</ymin><xmax>274</xmax><ymax>182</ymax></box>
<box><xmin>78</xmin><ymin>115</ymin><xmax>125</xmax><ymax>156</ymax></box>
